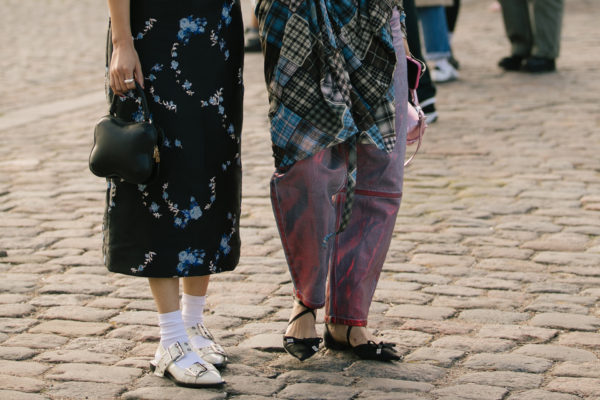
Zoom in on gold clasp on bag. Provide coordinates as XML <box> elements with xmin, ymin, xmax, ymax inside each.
<box><xmin>153</xmin><ymin>146</ymin><xmax>160</xmax><ymax>163</ymax></box>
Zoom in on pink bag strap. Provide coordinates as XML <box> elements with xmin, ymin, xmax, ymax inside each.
<box><xmin>404</xmin><ymin>88</ymin><xmax>426</xmax><ymax>167</ymax></box>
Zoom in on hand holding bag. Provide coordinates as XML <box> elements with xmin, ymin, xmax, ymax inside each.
<box><xmin>89</xmin><ymin>84</ymin><xmax>162</xmax><ymax>184</ymax></box>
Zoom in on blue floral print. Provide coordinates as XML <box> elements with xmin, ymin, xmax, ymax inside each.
<box><xmin>207</xmin><ymin>212</ymin><xmax>237</xmax><ymax>273</ymax></box>
<box><xmin>176</xmin><ymin>248</ymin><xmax>206</xmax><ymax>275</ymax></box>
<box><xmin>177</xmin><ymin>16</ymin><xmax>208</xmax><ymax>44</ymax></box>
<box><xmin>209</xmin><ymin>1</ymin><xmax>236</xmax><ymax>60</ymax></box>
<box><xmin>130</xmin><ymin>251</ymin><xmax>157</xmax><ymax>274</ymax></box>
<box><xmin>135</xmin><ymin>18</ymin><xmax>157</xmax><ymax>40</ymax></box>
<box><xmin>161</xmin><ymin>181</ymin><xmax>216</xmax><ymax>229</ymax></box>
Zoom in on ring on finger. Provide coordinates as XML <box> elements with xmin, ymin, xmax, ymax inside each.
<box><xmin>124</xmin><ymin>78</ymin><xmax>135</xmax><ymax>84</ymax></box>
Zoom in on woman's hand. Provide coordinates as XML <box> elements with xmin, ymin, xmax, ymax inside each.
<box><xmin>109</xmin><ymin>39</ymin><xmax>144</xmax><ymax>96</ymax></box>
<box><xmin>107</xmin><ymin>0</ymin><xmax>141</xmax><ymax>95</ymax></box>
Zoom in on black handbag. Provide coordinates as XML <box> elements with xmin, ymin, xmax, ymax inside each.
<box><xmin>89</xmin><ymin>84</ymin><xmax>162</xmax><ymax>184</ymax></box>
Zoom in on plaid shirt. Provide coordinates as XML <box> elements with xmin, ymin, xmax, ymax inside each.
<box><xmin>257</xmin><ymin>0</ymin><xmax>404</xmax><ymax>168</ymax></box>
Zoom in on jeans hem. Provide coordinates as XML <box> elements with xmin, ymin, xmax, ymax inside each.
<box><xmin>293</xmin><ymin>289</ymin><xmax>325</xmax><ymax>310</ymax></box>
<box><xmin>325</xmin><ymin>315</ymin><xmax>367</xmax><ymax>327</ymax></box>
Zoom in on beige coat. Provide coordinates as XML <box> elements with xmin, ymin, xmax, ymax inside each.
<box><xmin>415</xmin><ymin>0</ymin><xmax>453</xmax><ymax>7</ymax></box>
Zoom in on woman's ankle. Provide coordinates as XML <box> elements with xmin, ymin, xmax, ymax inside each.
<box><xmin>286</xmin><ymin>301</ymin><xmax>317</xmax><ymax>338</ymax></box>
<box><xmin>327</xmin><ymin>323</ymin><xmax>371</xmax><ymax>346</ymax></box>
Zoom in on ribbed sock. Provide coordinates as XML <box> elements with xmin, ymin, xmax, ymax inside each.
<box><xmin>181</xmin><ymin>294</ymin><xmax>214</xmax><ymax>349</ymax></box>
<box><xmin>156</xmin><ymin>310</ymin><xmax>204</xmax><ymax>368</ymax></box>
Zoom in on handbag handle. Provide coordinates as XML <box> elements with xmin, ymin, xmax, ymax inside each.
<box><xmin>109</xmin><ymin>82</ymin><xmax>152</xmax><ymax>122</ymax></box>
<box><xmin>404</xmin><ymin>88</ymin><xmax>426</xmax><ymax>167</ymax></box>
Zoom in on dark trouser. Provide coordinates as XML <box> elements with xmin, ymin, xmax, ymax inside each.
<box><xmin>269</xmin><ymin>10</ymin><xmax>407</xmax><ymax>327</ymax></box>
<box><xmin>445</xmin><ymin>0</ymin><xmax>460</xmax><ymax>33</ymax></box>
<box><xmin>404</xmin><ymin>0</ymin><xmax>436</xmax><ymax>102</ymax></box>
<box><xmin>499</xmin><ymin>0</ymin><xmax>564</xmax><ymax>59</ymax></box>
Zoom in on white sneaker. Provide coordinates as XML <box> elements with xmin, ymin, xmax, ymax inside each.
<box><xmin>431</xmin><ymin>58</ymin><xmax>459</xmax><ymax>83</ymax></box>
<box><xmin>420</xmin><ymin>97</ymin><xmax>438</xmax><ymax>124</ymax></box>
<box><xmin>150</xmin><ymin>341</ymin><xmax>224</xmax><ymax>387</ymax></box>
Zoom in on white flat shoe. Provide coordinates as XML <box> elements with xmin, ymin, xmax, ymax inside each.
<box><xmin>150</xmin><ymin>341</ymin><xmax>224</xmax><ymax>387</ymax></box>
<box><xmin>187</xmin><ymin>323</ymin><xmax>228</xmax><ymax>368</ymax></box>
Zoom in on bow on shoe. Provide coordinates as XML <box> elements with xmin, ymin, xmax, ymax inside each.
<box><xmin>353</xmin><ymin>340</ymin><xmax>401</xmax><ymax>361</ymax></box>
<box><xmin>367</xmin><ymin>340</ymin><xmax>396</xmax><ymax>355</ymax></box>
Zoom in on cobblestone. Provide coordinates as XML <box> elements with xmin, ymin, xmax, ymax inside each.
<box><xmin>401</xmin><ymin>319</ymin><xmax>476</xmax><ymax>335</ymax></box>
<box><xmin>0</xmin><ymin>391</ymin><xmax>49</xmax><ymax>400</ymax></box>
<box><xmin>0</xmin><ymin>359</ymin><xmax>50</xmax><ymax>376</ymax></box>
<box><xmin>1</xmin><ymin>0</ymin><xmax>599</xmax><ymax>398</ymax></box>
<box><xmin>30</xmin><ymin>320</ymin><xmax>111</xmax><ymax>337</ymax></box>
<box><xmin>344</xmin><ymin>361</ymin><xmax>446</xmax><ymax>382</ymax></box>
<box><xmin>507</xmin><ymin>389</ymin><xmax>581</xmax><ymax>400</ymax></box>
<box><xmin>431</xmin><ymin>336</ymin><xmax>515</xmax><ymax>353</ymax></box>
<box><xmin>0</xmin><ymin>374</ymin><xmax>45</xmax><ymax>392</ymax></box>
<box><xmin>530</xmin><ymin>312</ymin><xmax>600</xmax><ymax>331</ymax></box>
<box><xmin>432</xmin><ymin>383</ymin><xmax>508</xmax><ymax>400</ymax></box>
<box><xmin>459</xmin><ymin>309</ymin><xmax>530</xmax><ymax>324</ymax></box>
<box><xmin>546</xmin><ymin>377</ymin><xmax>600</xmax><ymax>398</ymax></box>
<box><xmin>44</xmin><ymin>382</ymin><xmax>126</xmax><ymax>400</ymax></box>
<box><xmin>551</xmin><ymin>361</ymin><xmax>600</xmax><ymax>379</ymax></box>
<box><xmin>35</xmin><ymin>349</ymin><xmax>121</xmax><ymax>365</ymax></box>
<box><xmin>404</xmin><ymin>347</ymin><xmax>464</xmax><ymax>367</ymax></box>
<box><xmin>463</xmin><ymin>353</ymin><xmax>552</xmax><ymax>373</ymax></box>
<box><xmin>455</xmin><ymin>371</ymin><xmax>543</xmax><ymax>390</ymax></box>
<box><xmin>39</xmin><ymin>305</ymin><xmax>118</xmax><ymax>322</ymax></box>
<box><xmin>46</xmin><ymin>363</ymin><xmax>143</xmax><ymax>384</ymax></box>
<box><xmin>0</xmin><ymin>346</ymin><xmax>39</xmax><ymax>360</ymax></box>
<box><xmin>386</xmin><ymin>304</ymin><xmax>456</xmax><ymax>320</ymax></box>
<box><xmin>122</xmin><ymin>387</ymin><xmax>226</xmax><ymax>400</ymax></box>
<box><xmin>558</xmin><ymin>332</ymin><xmax>600</xmax><ymax>348</ymax></box>
<box><xmin>514</xmin><ymin>344</ymin><xmax>598</xmax><ymax>362</ymax></box>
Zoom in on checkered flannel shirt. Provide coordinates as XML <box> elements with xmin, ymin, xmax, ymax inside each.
<box><xmin>257</xmin><ymin>0</ymin><xmax>405</xmax><ymax>168</ymax></box>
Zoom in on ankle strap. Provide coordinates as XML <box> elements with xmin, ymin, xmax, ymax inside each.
<box><xmin>289</xmin><ymin>300</ymin><xmax>316</xmax><ymax>324</ymax></box>
<box><xmin>346</xmin><ymin>325</ymin><xmax>354</xmax><ymax>345</ymax></box>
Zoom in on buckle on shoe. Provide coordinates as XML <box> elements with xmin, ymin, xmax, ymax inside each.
<box><xmin>185</xmin><ymin>362</ymin><xmax>208</xmax><ymax>377</ymax></box>
<box><xmin>167</xmin><ymin>342</ymin><xmax>188</xmax><ymax>362</ymax></box>
<box><xmin>198</xmin><ymin>323</ymin><xmax>215</xmax><ymax>340</ymax></box>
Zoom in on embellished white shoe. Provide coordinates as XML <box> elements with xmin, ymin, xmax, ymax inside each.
<box><xmin>186</xmin><ymin>323</ymin><xmax>228</xmax><ymax>368</ymax></box>
<box><xmin>150</xmin><ymin>341</ymin><xmax>224</xmax><ymax>387</ymax></box>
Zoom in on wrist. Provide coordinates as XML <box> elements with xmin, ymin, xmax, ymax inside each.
<box><xmin>112</xmin><ymin>35</ymin><xmax>134</xmax><ymax>48</ymax></box>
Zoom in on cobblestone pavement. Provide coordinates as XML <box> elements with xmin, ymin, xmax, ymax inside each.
<box><xmin>1</xmin><ymin>0</ymin><xmax>600</xmax><ymax>399</ymax></box>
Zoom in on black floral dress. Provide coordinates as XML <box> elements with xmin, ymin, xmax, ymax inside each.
<box><xmin>103</xmin><ymin>0</ymin><xmax>244</xmax><ymax>277</ymax></box>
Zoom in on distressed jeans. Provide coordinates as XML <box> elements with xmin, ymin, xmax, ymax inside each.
<box><xmin>270</xmin><ymin>9</ymin><xmax>407</xmax><ymax>326</ymax></box>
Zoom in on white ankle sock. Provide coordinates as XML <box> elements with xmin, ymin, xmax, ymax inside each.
<box><xmin>181</xmin><ymin>294</ymin><xmax>214</xmax><ymax>349</ymax></box>
<box><xmin>156</xmin><ymin>310</ymin><xmax>204</xmax><ymax>368</ymax></box>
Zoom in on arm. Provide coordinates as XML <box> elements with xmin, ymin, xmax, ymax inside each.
<box><xmin>107</xmin><ymin>0</ymin><xmax>144</xmax><ymax>95</ymax></box>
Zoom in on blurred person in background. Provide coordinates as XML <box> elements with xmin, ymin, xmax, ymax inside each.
<box><xmin>497</xmin><ymin>0</ymin><xmax>564</xmax><ymax>72</ymax></box>
<box><xmin>244</xmin><ymin>0</ymin><xmax>261</xmax><ymax>52</ymax></box>
<box><xmin>445</xmin><ymin>0</ymin><xmax>461</xmax><ymax>70</ymax></box>
<box><xmin>416</xmin><ymin>0</ymin><xmax>459</xmax><ymax>83</ymax></box>
<box><xmin>405</xmin><ymin>0</ymin><xmax>439</xmax><ymax>123</ymax></box>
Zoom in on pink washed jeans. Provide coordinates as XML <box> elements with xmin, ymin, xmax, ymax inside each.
<box><xmin>270</xmin><ymin>9</ymin><xmax>407</xmax><ymax>326</ymax></box>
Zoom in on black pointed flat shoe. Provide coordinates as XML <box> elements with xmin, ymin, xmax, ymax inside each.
<box><xmin>283</xmin><ymin>300</ymin><xmax>322</xmax><ymax>361</ymax></box>
<box><xmin>323</xmin><ymin>325</ymin><xmax>401</xmax><ymax>362</ymax></box>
